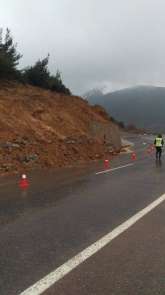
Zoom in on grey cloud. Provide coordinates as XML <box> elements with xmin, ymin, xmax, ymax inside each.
<box><xmin>0</xmin><ymin>0</ymin><xmax>165</xmax><ymax>94</ymax></box>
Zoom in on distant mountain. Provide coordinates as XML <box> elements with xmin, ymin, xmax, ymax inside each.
<box><xmin>85</xmin><ymin>86</ymin><xmax>165</xmax><ymax>132</ymax></box>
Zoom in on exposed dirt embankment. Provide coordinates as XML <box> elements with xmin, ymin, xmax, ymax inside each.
<box><xmin>0</xmin><ymin>82</ymin><xmax>121</xmax><ymax>174</ymax></box>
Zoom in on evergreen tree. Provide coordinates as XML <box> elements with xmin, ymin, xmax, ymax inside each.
<box><xmin>49</xmin><ymin>70</ymin><xmax>71</xmax><ymax>94</ymax></box>
<box><xmin>0</xmin><ymin>28</ymin><xmax>71</xmax><ymax>94</ymax></box>
<box><xmin>23</xmin><ymin>55</ymin><xmax>50</xmax><ymax>88</ymax></box>
<box><xmin>0</xmin><ymin>28</ymin><xmax>22</xmax><ymax>79</ymax></box>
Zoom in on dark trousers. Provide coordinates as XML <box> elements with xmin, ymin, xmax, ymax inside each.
<box><xmin>156</xmin><ymin>147</ymin><xmax>162</xmax><ymax>159</ymax></box>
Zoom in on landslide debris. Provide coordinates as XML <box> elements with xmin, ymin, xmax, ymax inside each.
<box><xmin>0</xmin><ymin>82</ymin><xmax>121</xmax><ymax>174</ymax></box>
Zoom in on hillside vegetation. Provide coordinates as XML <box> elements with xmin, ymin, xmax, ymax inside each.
<box><xmin>0</xmin><ymin>28</ymin><xmax>70</xmax><ymax>94</ymax></box>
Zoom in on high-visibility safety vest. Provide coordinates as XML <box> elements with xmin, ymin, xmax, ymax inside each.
<box><xmin>155</xmin><ymin>137</ymin><xmax>163</xmax><ymax>147</ymax></box>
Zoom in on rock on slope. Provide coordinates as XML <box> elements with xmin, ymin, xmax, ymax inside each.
<box><xmin>0</xmin><ymin>82</ymin><xmax>121</xmax><ymax>174</ymax></box>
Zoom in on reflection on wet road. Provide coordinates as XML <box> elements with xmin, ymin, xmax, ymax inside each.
<box><xmin>1</xmin><ymin>134</ymin><xmax>165</xmax><ymax>295</ymax></box>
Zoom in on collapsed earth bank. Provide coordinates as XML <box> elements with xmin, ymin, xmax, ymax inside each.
<box><xmin>0</xmin><ymin>82</ymin><xmax>121</xmax><ymax>175</ymax></box>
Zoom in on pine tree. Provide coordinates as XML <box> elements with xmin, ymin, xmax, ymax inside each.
<box><xmin>23</xmin><ymin>55</ymin><xmax>50</xmax><ymax>88</ymax></box>
<box><xmin>0</xmin><ymin>28</ymin><xmax>22</xmax><ymax>79</ymax></box>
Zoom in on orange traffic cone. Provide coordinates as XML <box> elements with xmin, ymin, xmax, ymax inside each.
<box><xmin>151</xmin><ymin>145</ymin><xmax>155</xmax><ymax>152</ymax></box>
<box><xmin>131</xmin><ymin>152</ymin><xmax>137</xmax><ymax>161</ymax></box>
<box><xmin>104</xmin><ymin>159</ymin><xmax>110</xmax><ymax>169</ymax></box>
<box><xmin>19</xmin><ymin>174</ymin><xmax>29</xmax><ymax>190</ymax></box>
<box><xmin>147</xmin><ymin>148</ymin><xmax>152</xmax><ymax>154</ymax></box>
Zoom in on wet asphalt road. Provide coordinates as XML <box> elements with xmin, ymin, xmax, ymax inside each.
<box><xmin>0</xmin><ymin>134</ymin><xmax>165</xmax><ymax>294</ymax></box>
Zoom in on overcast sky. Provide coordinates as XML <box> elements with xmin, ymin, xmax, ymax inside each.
<box><xmin>0</xmin><ymin>0</ymin><xmax>165</xmax><ymax>94</ymax></box>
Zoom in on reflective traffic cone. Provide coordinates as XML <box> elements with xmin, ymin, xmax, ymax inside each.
<box><xmin>131</xmin><ymin>152</ymin><xmax>137</xmax><ymax>161</ymax></box>
<box><xmin>148</xmin><ymin>148</ymin><xmax>152</xmax><ymax>154</ymax></box>
<box><xmin>151</xmin><ymin>145</ymin><xmax>155</xmax><ymax>152</ymax></box>
<box><xmin>19</xmin><ymin>174</ymin><xmax>29</xmax><ymax>190</ymax></box>
<box><xmin>104</xmin><ymin>159</ymin><xmax>110</xmax><ymax>169</ymax></box>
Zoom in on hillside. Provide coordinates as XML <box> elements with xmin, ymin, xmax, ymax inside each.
<box><xmin>0</xmin><ymin>82</ymin><xmax>121</xmax><ymax>175</ymax></box>
<box><xmin>85</xmin><ymin>86</ymin><xmax>165</xmax><ymax>132</ymax></box>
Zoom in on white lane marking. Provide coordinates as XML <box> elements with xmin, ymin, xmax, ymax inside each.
<box><xmin>95</xmin><ymin>163</ymin><xmax>134</xmax><ymax>175</ymax></box>
<box><xmin>20</xmin><ymin>192</ymin><xmax>165</xmax><ymax>295</ymax></box>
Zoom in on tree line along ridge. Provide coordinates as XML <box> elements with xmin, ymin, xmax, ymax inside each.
<box><xmin>0</xmin><ymin>28</ymin><xmax>70</xmax><ymax>95</ymax></box>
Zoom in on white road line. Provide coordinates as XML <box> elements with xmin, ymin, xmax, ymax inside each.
<box><xmin>20</xmin><ymin>192</ymin><xmax>165</xmax><ymax>295</ymax></box>
<box><xmin>95</xmin><ymin>163</ymin><xmax>134</xmax><ymax>175</ymax></box>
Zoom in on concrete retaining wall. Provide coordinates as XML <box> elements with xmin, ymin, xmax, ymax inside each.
<box><xmin>90</xmin><ymin>121</ymin><xmax>121</xmax><ymax>150</ymax></box>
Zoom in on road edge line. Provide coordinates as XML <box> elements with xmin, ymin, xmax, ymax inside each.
<box><xmin>20</xmin><ymin>193</ymin><xmax>165</xmax><ymax>295</ymax></box>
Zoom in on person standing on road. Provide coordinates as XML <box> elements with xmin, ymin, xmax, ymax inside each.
<box><xmin>154</xmin><ymin>134</ymin><xmax>164</xmax><ymax>160</ymax></box>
